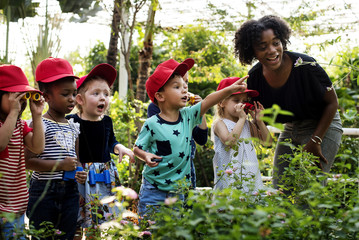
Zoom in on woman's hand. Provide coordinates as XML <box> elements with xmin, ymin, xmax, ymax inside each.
<box><xmin>303</xmin><ymin>140</ymin><xmax>328</xmax><ymax>170</ymax></box>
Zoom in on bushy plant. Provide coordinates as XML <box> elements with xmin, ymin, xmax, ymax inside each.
<box><xmin>138</xmin><ymin>145</ymin><xmax>359</xmax><ymax>240</ymax></box>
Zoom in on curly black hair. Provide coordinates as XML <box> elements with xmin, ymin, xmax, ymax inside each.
<box><xmin>234</xmin><ymin>15</ymin><xmax>291</xmax><ymax>65</ymax></box>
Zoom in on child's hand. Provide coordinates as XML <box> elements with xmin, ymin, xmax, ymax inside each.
<box><xmin>116</xmin><ymin>144</ymin><xmax>135</xmax><ymax>163</ymax></box>
<box><xmin>188</xmin><ymin>93</ymin><xmax>202</xmax><ymax>105</ymax></box>
<box><xmin>234</xmin><ymin>103</ymin><xmax>247</xmax><ymax>119</ymax></box>
<box><xmin>144</xmin><ymin>153</ymin><xmax>162</xmax><ymax>168</ymax></box>
<box><xmin>29</xmin><ymin>95</ymin><xmax>45</xmax><ymax>117</ymax></box>
<box><xmin>75</xmin><ymin>170</ymin><xmax>88</xmax><ymax>184</ymax></box>
<box><xmin>229</xmin><ymin>75</ymin><xmax>248</xmax><ymax>94</ymax></box>
<box><xmin>8</xmin><ymin>92</ymin><xmax>25</xmax><ymax>115</ymax></box>
<box><xmin>60</xmin><ymin>157</ymin><xmax>78</xmax><ymax>171</ymax></box>
<box><xmin>250</xmin><ymin>101</ymin><xmax>264</xmax><ymax>121</ymax></box>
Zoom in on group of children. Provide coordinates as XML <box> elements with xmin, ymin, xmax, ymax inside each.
<box><xmin>0</xmin><ymin>56</ymin><xmax>272</xmax><ymax>239</ymax></box>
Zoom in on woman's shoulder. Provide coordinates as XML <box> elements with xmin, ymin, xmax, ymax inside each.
<box><xmin>286</xmin><ymin>51</ymin><xmax>316</xmax><ymax>63</ymax></box>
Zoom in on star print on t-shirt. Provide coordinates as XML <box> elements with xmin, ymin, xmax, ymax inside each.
<box><xmin>135</xmin><ymin>102</ymin><xmax>202</xmax><ymax>191</ymax></box>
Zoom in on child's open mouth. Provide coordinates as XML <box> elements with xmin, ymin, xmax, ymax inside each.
<box><xmin>97</xmin><ymin>104</ymin><xmax>105</xmax><ymax>110</ymax></box>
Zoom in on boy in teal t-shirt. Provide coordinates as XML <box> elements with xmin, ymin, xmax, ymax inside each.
<box><xmin>134</xmin><ymin>58</ymin><xmax>248</xmax><ymax>217</ymax></box>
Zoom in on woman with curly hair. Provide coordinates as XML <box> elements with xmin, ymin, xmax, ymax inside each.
<box><xmin>234</xmin><ymin>15</ymin><xmax>343</xmax><ymax>192</ymax></box>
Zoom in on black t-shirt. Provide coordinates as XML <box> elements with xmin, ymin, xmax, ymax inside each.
<box><xmin>66</xmin><ymin>114</ymin><xmax>119</xmax><ymax>163</ymax></box>
<box><xmin>248</xmin><ymin>51</ymin><xmax>332</xmax><ymax>123</ymax></box>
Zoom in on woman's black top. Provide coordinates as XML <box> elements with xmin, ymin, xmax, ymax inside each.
<box><xmin>248</xmin><ymin>51</ymin><xmax>333</xmax><ymax>123</ymax></box>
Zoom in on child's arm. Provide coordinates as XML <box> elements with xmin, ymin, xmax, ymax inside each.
<box><xmin>200</xmin><ymin>76</ymin><xmax>248</xmax><ymax>116</ymax></box>
<box><xmin>133</xmin><ymin>146</ymin><xmax>162</xmax><ymax>168</ymax></box>
<box><xmin>24</xmin><ymin>96</ymin><xmax>45</xmax><ymax>154</ymax></box>
<box><xmin>0</xmin><ymin>93</ymin><xmax>24</xmax><ymax>151</ymax></box>
<box><xmin>249</xmin><ymin>101</ymin><xmax>273</xmax><ymax>146</ymax></box>
<box><xmin>213</xmin><ymin>104</ymin><xmax>247</xmax><ymax>147</ymax></box>
<box><xmin>114</xmin><ymin>143</ymin><xmax>135</xmax><ymax>163</ymax></box>
<box><xmin>25</xmin><ymin>149</ymin><xmax>77</xmax><ymax>171</ymax></box>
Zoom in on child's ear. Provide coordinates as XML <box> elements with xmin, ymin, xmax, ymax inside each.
<box><xmin>154</xmin><ymin>92</ymin><xmax>165</xmax><ymax>103</ymax></box>
<box><xmin>76</xmin><ymin>94</ymin><xmax>84</xmax><ymax>105</ymax></box>
<box><xmin>43</xmin><ymin>92</ymin><xmax>50</xmax><ymax>102</ymax></box>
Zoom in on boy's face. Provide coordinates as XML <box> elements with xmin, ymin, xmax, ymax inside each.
<box><xmin>157</xmin><ymin>75</ymin><xmax>188</xmax><ymax>109</ymax></box>
<box><xmin>45</xmin><ymin>79</ymin><xmax>77</xmax><ymax>115</ymax></box>
<box><xmin>77</xmin><ymin>79</ymin><xmax>110</xmax><ymax>121</ymax></box>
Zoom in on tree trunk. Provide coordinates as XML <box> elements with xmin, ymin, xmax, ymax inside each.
<box><xmin>135</xmin><ymin>0</ymin><xmax>157</xmax><ymax>102</ymax></box>
<box><xmin>107</xmin><ymin>0</ymin><xmax>120</xmax><ymax>68</ymax></box>
<box><xmin>136</xmin><ymin>41</ymin><xmax>153</xmax><ymax>102</ymax></box>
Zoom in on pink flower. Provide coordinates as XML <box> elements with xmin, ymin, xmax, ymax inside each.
<box><xmin>225</xmin><ymin>169</ymin><xmax>233</xmax><ymax>175</ymax></box>
<box><xmin>164</xmin><ymin>197</ymin><xmax>178</xmax><ymax>205</ymax></box>
<box><xmin>252</xmin><ymin>191</ymin><xmax>259</xmax><ymax>196</ymax></box>
<box><xmin>114</xmin><ymin>186</ymin><xmax>138</xmax><ymax>200</ymax></box>
<box><xmin>147</xmin><ymin>220</ymin><xmax>156</xmax><ymax>225</ymax></box>
<box><xmin>140</xmin><ymin>231</ymin><xmax>152</xmax><ymax>237</ymax></box>
<box><xmin>55</xmin><ymin>230</ymin><xmax>62</xmax><ymax>235</ymax></box>
<box><xmin>120</xmin><ymin>220</ymin><xmax>129</xmax><ymax>225</ymax></box>
<box><xmin>12</xmin><ymin>233</ymin><xmax>17</xmax><ymax>237</ymax></box>
<box><xmin>277</xmin><ymin>212</ymin><xmax>286</xmax><ymax>218</ymax></box>
<box><xmin>104</xmin><ymin>213</ymin><xmax>113</xmax><ymax>220</ymax></box>
<box><xmin>334</xmin><ymin>174</ymin><xmax>342</xmax><ymax>179</ymax></box>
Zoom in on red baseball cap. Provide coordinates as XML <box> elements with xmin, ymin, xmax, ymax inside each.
<box><xmin>146</xmin><ymin>58</ymin><xmax>195</xmax><ymax>103</ymax></box>
<box><xmin>36</xmin><ymin>57</ymin><xmax>79</xmax><ymax>83</ymax></box>
<box><xmin>0</xmin><ymin>65</ymin><xmax>41</xmax><ymax>93</ymax></box>
<box><xmin>217</xmin><ymin>77</ymin><xmax>258</xmax><ymax>97</ymax></box>
<box><xmin>76</xmin><ymin>63</ymin><xmax>117</xmax><ymax>89</ymax></box>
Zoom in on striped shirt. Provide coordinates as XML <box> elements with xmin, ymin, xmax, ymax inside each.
<box><xmin>31</xmin><ymin>118</ymin><xmax>79</xmax><ymax>181</ymax></box>
<box><xmin>0</xmin><ymin>119</ymin><xmax>32</xmax><ymax>214</ymax></box>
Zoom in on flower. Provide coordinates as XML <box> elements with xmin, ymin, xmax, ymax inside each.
<box><xmin>100</xmin><ymin>196</ymin><xmax>116</xmax><ymax>204</ymax></box>
<box><xmin>12</xmin><ymin>233</ymin><xmax>17</xmax><ymax>237</ymax></box>
<box><xmin>120</xmin><ymin>220</ymin><xmax>129</xmax><ymax>225</ymax></box>
<box><xmin>140</xmin><ymin>231</ymin><xmax>152</xmax><ymax>237</ymax></box>
<box><xmin>104</xmin><ymin>213</ymin><xmax>113</xmax><ymax>220</ymax></box>
<box><xmin>113</xmin><ymin>186</ymin><xmax>138</xmax><ymax>200</ymax></box>
<box><xmin>294</xmin><ymin>57</ymin><xmax>303</xmax><ymax>67</ymax></box>
<box><xmin>252</xmin><ymin>191</ymin><xmax>259</xmax><ymax>196</ymax></box>
<box><xmin>225</xmin><ymin>169</ymin><xmax>233</xmax><ymax>175</ymax></box>
<box><xmin>333</xmin><ymin>174</ymin><xmax>342</xmax><ymax>179</ymax></box>
<box><xmin>55</xmin><ymin>230</ymin><xmax>62</xmax><ymax>235</ymax></box>
<box><xmin>147</xmin><ymin>220</ymin><xmax>156</xmax><ymax>225</ymax></box>
<box><xmin>164</xmin><ymin>197</ymin><xmax>178</xmax><ymax>205</ymax></box>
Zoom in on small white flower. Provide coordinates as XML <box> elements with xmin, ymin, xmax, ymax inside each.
<box><xmin>294</xmin><ymin>57</ymin><xmax>303</xmax><ymax>67</ymax></box>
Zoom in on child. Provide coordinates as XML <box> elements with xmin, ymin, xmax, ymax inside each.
<box><xmin>146</xmin><ymin>58</ymin><xmax>208</xmax><ymax>189</ymax></box>
<box><xmin>25</xmin><ymin>57</ymin><xmax>87</xmax><ymax>240</ymax></box>
<box><xmin>0</xmin><ymin>65</ymin><xmax>45</xmax><ymax>239</ymax></box>
<box><xmin>134</xmin><ymin>60</ymin><xmax>247</xmax><ymax>217</ymax></box>
<box><xmin>212</xmin><ymin>77</ymin><xmax>272</xmax><ymax>193</ymax></box>
<box><xmin>66</xmin><ymin>63</ymin><xmax>135</xmax><ymax>233</ymax></box>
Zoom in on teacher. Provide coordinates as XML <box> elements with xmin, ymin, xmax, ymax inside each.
<box><xmin>233</xmin><ymin>15</ymin><xmax>343</xmax><ymax>190</ymax></box>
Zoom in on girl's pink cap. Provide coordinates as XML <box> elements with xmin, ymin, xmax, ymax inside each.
<box><xmin>217</xmin><ymin>77</ymin><xmax>259</xmax><ymax>97</ymax></box>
